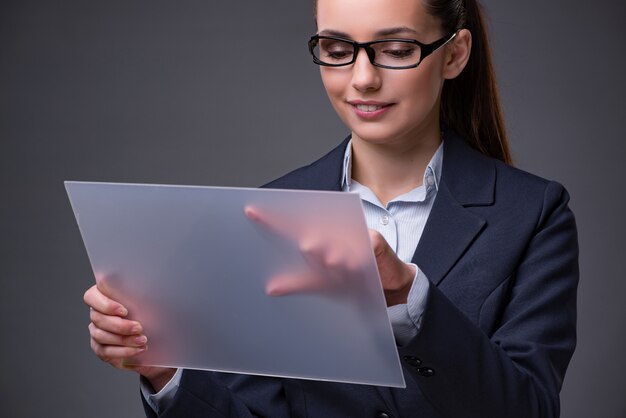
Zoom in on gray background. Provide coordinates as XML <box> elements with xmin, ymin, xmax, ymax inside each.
<box><xmin>1</xmin><ymin>1</ymin><xmax>624</xmax><ymax>417</ymax></box>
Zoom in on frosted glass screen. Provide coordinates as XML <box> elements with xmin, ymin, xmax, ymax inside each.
<box><xmin>66</xmin><ymin>181</ymin><xmax>405</xmax><ymax>388</ymax></box>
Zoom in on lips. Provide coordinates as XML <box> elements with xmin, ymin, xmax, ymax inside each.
<box><xmin>348</xmin><ymin>100</ymin><xmax>394</xmax><ymax>119</ymax></box>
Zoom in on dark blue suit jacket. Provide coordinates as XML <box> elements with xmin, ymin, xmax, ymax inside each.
<box><xmin>144</xmin><ymin>127</ymin><xmax>578</xmax><ymax>418</ymax></box>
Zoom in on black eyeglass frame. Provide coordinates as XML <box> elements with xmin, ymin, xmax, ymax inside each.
<box><xmin>308</xmin><ymin>31</ymin><xmax>458</xmax><ymax>70</ymax></box>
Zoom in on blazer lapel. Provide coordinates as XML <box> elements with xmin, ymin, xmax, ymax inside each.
<box><xmin>262</xmin><ymin>136</ymin><xmax>350</xmax><ymax>192</ymax></box>
<box><xmin>412</xmin><ymin>181</ymin><xmax>486</xmax><ymax>285</ymax></box>
<box><xmin>412</xmin><ymin>128</ymin><xmax>495</xmax><ymax>286</ymax></box>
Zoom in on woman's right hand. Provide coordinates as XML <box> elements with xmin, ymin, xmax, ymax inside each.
<box><xmin>83</xmin><ymin>284</ymin><xmax>176</xmax><ymax>392</ymax></box>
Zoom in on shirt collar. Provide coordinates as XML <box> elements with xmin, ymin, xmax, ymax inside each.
<box><xmin>341</xmin><ymin>138</ymin><xmax>444</xmax><ymax>199</ymax></box>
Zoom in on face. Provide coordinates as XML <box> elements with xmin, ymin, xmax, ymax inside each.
<box><xmin>315</xmin><ymin>0</ymin><xmax>449</xmax><ymax>147</ymax></box>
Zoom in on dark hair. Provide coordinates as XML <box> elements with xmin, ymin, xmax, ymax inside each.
<box><xmin>313</xmin><ymin>0</ymin><xmax>512</xmax><ymax>164</ymax></box>
<box><xmin>426</xmin><ymin>0</ymin><xmax>511</xmax><ymax>164</ymax></box>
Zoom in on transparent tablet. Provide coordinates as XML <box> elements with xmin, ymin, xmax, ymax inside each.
<box><xmin>66</xmin><ymin>181</ymin><xmax>405</xmax><ymax>387</ymax></box>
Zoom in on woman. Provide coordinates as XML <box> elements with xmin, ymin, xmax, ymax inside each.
<box><xmin>84</xmin><ymin>0</ymin><xmax>578</xmax><ymax>416</ymax></box>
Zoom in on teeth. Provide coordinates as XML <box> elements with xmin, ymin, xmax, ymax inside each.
<box><xmin>355</xmin><ymin>104</ymin><xmax>383</xmax><ymax>112</ymax></box>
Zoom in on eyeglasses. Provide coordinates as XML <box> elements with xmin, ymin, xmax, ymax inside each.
<box><xmin>308</xmin><ymin>31</ymin><xmax>457</xmax><ymax>70</ymax></box>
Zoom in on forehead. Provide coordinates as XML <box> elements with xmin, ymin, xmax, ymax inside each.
<box><xmin>316</xmin><ymin>0</ymin><xmax>440</xmax><ymax>40</ymax></box>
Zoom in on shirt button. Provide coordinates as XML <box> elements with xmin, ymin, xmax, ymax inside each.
<box><xmin>377</xmin><ymin>412</ymin><xmax>391</xmax><ymax>418</ymax></box>
<box><xmin>427</xmin><ymin>176</ymin><xmax>435</xmax><ymax>187</ymax></box>
<box><xmin>380</xmin><ymin>215</ymin><xmax>390</xmax><ymax>226</ymax></box>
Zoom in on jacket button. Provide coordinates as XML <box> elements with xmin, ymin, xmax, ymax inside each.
<box><xmin>403</xmin><ymin>355</ymin><xmax>422</xmax><ymax>367</ymax></box>
<box><xmin>418</xmin><ymin>367</ymin><xmax>435</xmax><ymax>377</ymax></box>
<box><xmin>377</xmin><ymin>412</ymin><xmax>391</xmax><ymax>418</ymax></box>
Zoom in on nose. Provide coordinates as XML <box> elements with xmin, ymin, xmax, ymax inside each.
<box><xmin>351</xmin><ymin>48</ymin><xmax>382</xmax><ymax>92</ymax></box>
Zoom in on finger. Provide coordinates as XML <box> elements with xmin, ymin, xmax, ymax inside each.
<box><xmin>247</xmin><ymin>206</ymin><xmax>342</xmax><ymax>269</ymax></box>
<box><xmin>298</xmin><ymin>237</ymin><xmax>327</xmax><ymax>266</ymax></box>
<box><xmin>265</xmin><ymin>272</ymin><xmax>326</xmax><ymax>296</ymax></box>
<box><xmin>245</xmin><ymin>206</ymin><xmax>295</xmax><ymax>240</ymax></box>
<box><xmin>367</xmin><ymin>230</ymin><xmax>415</xmax><ymax>305</ymax></box>
<box><xmin>90</xmin><ymin>309</ymin><xmax>143</xmax><ymax>336</ymax></box>
<box><xmin>368</xmin><ymin>229</ymin><xmax>388</xmax><ymax>258</ymax></box>
<box><xmin>90</xmin><ymin>338</ymin><xmax>146</xmax><ymax>363</ymax></box>
<box><xmin>84</xmin><ymin>284</ymin><xmax>128</xmax><ymax>317</ymax></box>
<box><xmin>89</xmin><ymin>323</ymin><xmax>147</xmax><ymax>347</ymax></box>
<box><xmin>298</xmin><ymin>236</ymin><xmax>355</xmax><ymax>277</ymax></box>
<box><xmin>244</xmin><ymin>206</ymin><xmax>276</xmax><ymax>230</ymax></box>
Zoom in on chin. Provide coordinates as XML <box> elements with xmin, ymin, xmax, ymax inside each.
<box><xmin>349</xmin><ymin>123</ymin><xmax>409</xmax><ymax>145</ymax></box>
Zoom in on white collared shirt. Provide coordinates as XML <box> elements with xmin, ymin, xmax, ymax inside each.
<box><xmin>342</xmin><ymin>139</ymin><xmax>443</xmax><ymax>345</ymax></box>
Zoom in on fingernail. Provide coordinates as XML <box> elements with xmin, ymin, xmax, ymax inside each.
<box><xmin>265</xmin><ymin>285</ymin><xmax>283</xmax><ymax>297</ymax></box>
<box><xmin>117</xmin><ymin>307</ymin><xmax>128</xmax><ymax>316</ymax></box>
<box><xmin>245</xmin><ymin>207</ymin><xmax>259</xmax><ymax>221</ymax></box>
<box><xmin>131</xmin><ymin>323</ymin><xmax>142</xmax><ymax>334</ymax></box>
<box><xmin>135</xmin><ymin>335</ymin><xmax>147</xmax><ymax>345</ymax></box>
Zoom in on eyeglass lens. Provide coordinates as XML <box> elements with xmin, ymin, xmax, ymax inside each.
<box><xmin>312</xmin><ymin>39</ymin><xmax>422</xmax><ymax>68</ymax></box>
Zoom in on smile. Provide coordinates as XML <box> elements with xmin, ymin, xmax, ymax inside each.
<box><xmin>348</xmin><ymin>101</ymin><xmax>393</xmax><ymax>119</ymax></box>
<box><xmin>355</xmin><ymin>104</ymin><xmax>385</xmax><ymax>112</ymax></box>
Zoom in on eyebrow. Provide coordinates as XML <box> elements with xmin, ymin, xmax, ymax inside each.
<box><xmin>318</xmin><ymin>26</ymin><xmax>419</xmax><ymax>39</ymax></box>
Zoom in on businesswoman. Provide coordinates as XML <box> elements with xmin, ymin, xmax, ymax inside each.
<box><xmin>84</xmin><ymin>0</ymin><xmax>579</xmax><ymax>416</ymax></box>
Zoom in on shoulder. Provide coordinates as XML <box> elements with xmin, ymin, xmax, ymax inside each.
<box><xmin>494</xmin><ymin>159</ymin><xmax>572</xmax><ymax>225</ymax></box>
<box><xmin>262</xmin><ymin>136</ymin><xmax>351</xmax><ymax>191</ymax></box>
<box><xmin>497</xmin><ymin>158</ymin><xmax>569</xmax><ymax>199</ymax></box>
<box><xmin>443</xmin><ymin>127</ymin><xmax>571</xmax><ymax>216</ymax></box>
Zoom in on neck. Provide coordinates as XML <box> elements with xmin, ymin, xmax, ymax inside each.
<box><xmin>351</xmin><ymin>124</ymin><xmax>441</xmax><ymax>206</ymax></box>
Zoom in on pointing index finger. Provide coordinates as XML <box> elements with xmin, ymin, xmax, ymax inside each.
<box><xmin>244</xmin><ymin>206</ymin><xmax>292</xmax><ymax>238</ymax></box>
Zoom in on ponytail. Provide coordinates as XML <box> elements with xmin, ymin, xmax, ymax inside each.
<box><xmin>427</xmin><ymin>0</ymin><xmax>512</xmax><ymax>164</ymax></box>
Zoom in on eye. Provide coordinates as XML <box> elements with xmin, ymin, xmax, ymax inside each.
<box><xmin>320</xmin><ymin>40</ymin><xmax>353</xmax><ymax>61</ymax></box>
<box><xmin>379</xmin><ymin>42</ymin><xmax>419</xmax><ymax>60</ymax></box>
<box><xmin>326</xmin><ymin>50</ymin><xmax>352</xmax><ymax>60</ymax></box>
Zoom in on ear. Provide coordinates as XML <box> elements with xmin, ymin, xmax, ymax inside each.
<box><xmin>442</xmin><ymin>29</ymin><xmax>472</xmax><ymax>80</ymax></box>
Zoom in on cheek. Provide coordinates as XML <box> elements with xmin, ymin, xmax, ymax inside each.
<box><xmin>320</xmin><ymin>69</ymin><xmax>352</xmax><ymax>122</ymax></box>
<box><xmin>394</xmin><ymin>65</ymin><xmax>444</xmax><ymax>108</ymax></box>
<box><xmin>320</xmin><ymin>69</ymin><xmax>361</xmax><ymax>129</ymax></box>
<box><xmin>320</xmin><ymin>69</ymin><xmax>344</xmax><ymax>100</ymax></box>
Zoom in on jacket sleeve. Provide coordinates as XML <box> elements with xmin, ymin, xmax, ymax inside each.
<box><xmin>142</xmin><ymin>371</ymin><xmax>292</xmax><ymax>418</ymax></box>
<box><xmin>398</xmin><ymin>181</ymin><xmax>579</xmax><ymax>417</ymax></box>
